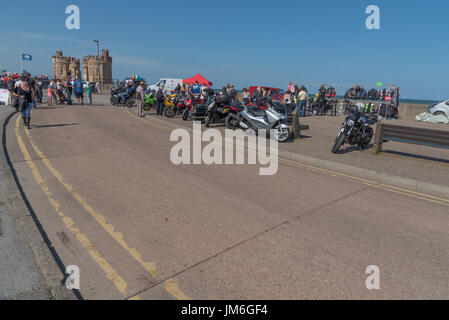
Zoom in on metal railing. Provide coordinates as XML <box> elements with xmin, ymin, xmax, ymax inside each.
<box><xmin>372</xmin><ymin>122</ymin><xmax>449</xmax><ymax>154</ymax></box>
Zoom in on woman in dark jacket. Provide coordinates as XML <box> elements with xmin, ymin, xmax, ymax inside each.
<box><xmin>13</xmin><ymin>75</ymin><xmax>37</xmax><ymax>129</ymax></box>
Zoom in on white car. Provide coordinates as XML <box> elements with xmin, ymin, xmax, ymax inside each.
<box><xmin>428</xmin><ymin>99</ymin><xmax>449</xmax><ymax>116</ymax></box>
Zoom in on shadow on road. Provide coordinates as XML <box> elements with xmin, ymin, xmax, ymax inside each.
<box><xmin>383</xmin><ymin>150</ymin><xmax>449</xmax><ymax>165</ymax></box>
<box><xmin>31</xmin><ymin>123</ymin><xmax>80</xmax><ymax>129</ymax></box>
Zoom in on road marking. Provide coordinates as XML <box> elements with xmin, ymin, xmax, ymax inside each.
<box><xmin>122</xmin><ymin>108</ymin><xmax>449</xmax><ymax>207</ymax></box>
<box><xmin>22</xmin><ymin>116</ymin><xmax>190</xmax><ymax>300</ymax></box>
<box><xmin>165</xmin><ymin>279</ymin><xmax>190</xmax><ymax>300</ymax></box>
<box><xmin>15</xmin><ymin>116</ymin><xmax>128</xmax><ymax>296</ymax></box>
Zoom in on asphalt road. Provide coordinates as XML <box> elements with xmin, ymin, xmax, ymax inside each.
<box><xmin>4</xmin><ymin>103</ymin><xmax>449</xmax><ymax>300</ymax></box>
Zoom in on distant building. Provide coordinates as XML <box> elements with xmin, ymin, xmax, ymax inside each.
<box><xmin>52</xmin><ymin>51</ymin><xmax>81</xmax><ymax>79</ymax></box>
<box><xmin>82</xmin><ymin>49</ymin><xmax>113</xmax><ymax>84</ymax></box>
<box><xmin>51</xmin><ymin>49</ymin><xmax>113</xmax><ymax>84</ymax></box>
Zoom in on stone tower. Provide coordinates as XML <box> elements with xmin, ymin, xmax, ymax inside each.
<box><xmin>52</xmin><ymin>51</ymin><xmax>81</xmax><ymax>80</ymax></box>
<box><xmin>82</xmin><ymin>49</ymin><xmax>112</xmax><ymax>84</ymax></box>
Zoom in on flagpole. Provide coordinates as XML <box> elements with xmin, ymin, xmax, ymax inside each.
<box><xmin>20</xmin><ymin>52</ymin><xmax>23</xmax><ymax>74</ymax></box>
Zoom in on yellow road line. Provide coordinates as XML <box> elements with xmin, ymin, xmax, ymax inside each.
<box><xmin>23</xmin><ymin>116</ymin><xmax>190</xmax><ymax>300</ymax></box>
<box><xmin>15</xmin><ymin>116</ymin><xmax>128</xmax><ymax>296</ymax></box>
<box><xmin>165</xmin><ymin>278</ymin><xmax>190</xmax><ymax>300</ymax></box>
<box><xmin>123</xmin><ymin>108</ymin><xmax>449</xmax><ymax>207</ymax></box>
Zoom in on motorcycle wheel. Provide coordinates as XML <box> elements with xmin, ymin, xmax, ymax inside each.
<box><xmin>332</xmin><ymin>132</ymin><xmax>347</xmax><ymax>154</ymax></box>
<box><xmin>182</xmin><ymin>109</ymin><xmax>190</xmax><ymax>121</ymax></box>
<box><xmin>274</xmin><ymin>127</ymin><xmax>290</xmax><ymax>142</ymax></box>
<box><xmin>225</xmin><ymin>114</ymin><xmax>240</xmax><ymax>130</ymax></box>
<box><xmin>205</xmin><ymin>112</ymin><xmax>213</xmax><ymax>128</ymax></box>
<box><xmin>143</xmin><ymin>103</ymin><xmax>154</xmax><ymax>111</ymax></box>
<box><xmin>127</xmin><ymin>99</ymin><xmax>134</xmax><ymax>107</ymax></box>
<box><xmin>164</xmin><ymin>106</ymin><xmax>176</xmax><ymax>118</ymax></box>
<box><xmin>110</xmin><ymin>97</ymin><xmax>117</xmax><ymax>106</ymax></box>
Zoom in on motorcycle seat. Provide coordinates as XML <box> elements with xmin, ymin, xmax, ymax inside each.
<box><xmin>247</xmin><ymin>106</ymin><xmax>266</xmax><ymax>118</ymax></box>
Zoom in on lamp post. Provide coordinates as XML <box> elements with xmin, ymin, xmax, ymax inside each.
<box><xmin>93</xmin><ymin>40</ymin><xmax>100</xmax><ymax>87</ymax></box>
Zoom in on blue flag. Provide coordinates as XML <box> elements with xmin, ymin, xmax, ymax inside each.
<box><xmin>22</xmin><ymin>53</ymin><xmax>32</xmax><ymax>61</ymax></box>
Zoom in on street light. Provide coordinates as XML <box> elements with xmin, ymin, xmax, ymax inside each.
<box><xmin>93</xmin><ymin>40</ymin><xmax>100</xmax><ymax>86</ymax></box>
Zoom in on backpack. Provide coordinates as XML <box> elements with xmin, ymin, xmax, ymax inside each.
<box><xmin>7</xmin><ymin>80</ymin><xmax>14</xmax><ymax>91</ymax></box>
<box><xmin>156</xmin><ymin>89</ymin><xmax>164</xmax><ymax>101</ymax></box>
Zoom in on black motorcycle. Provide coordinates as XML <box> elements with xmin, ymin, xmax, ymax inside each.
<box><xmin>332</xmin><ymin>100</ymin><xmax>377</xmax><ymax>153</ymax></box>
<box><xmin>110</xmin><ymin>88</ymin><xmax>135</xmax><ymax>107</ymax></box>
<box><xmin>205</xmin><ymin>93</ymin><xmax>244</xmax><ymax>128</ymax></box>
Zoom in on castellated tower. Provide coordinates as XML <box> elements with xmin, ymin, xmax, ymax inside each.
<box><xmin>82</xmin><ymin>49</ymin><xmax>113</xmax><ymax>84</ymax></box>
<box><xmin>52</xmin><ymin>51</ymin><xmax>81</xmax><ymax>79</ymax></box>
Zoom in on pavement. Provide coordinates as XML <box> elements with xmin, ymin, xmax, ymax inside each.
<box><xmin>2</xmin><ymin>94</ymin><xmax>449</xmax><ymax>299</ymax></box>
<box><xmin>0</xmin><ymin>104</ymin><xmax>76</xmax><ymax>300</ymax></box>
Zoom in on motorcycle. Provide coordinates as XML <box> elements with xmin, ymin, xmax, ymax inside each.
<box><xmin>163</xmin><ymin>93</ymin><xmax>178</xmax><ymax>117</ymax></box>
<box><xmin>204</xmin><ymin>94</ymin><xmax>245</xmax><ymax>128</ymax></box>
<box><xmin>183</xmin><ymin>96</ymin><xmax>210</xmax><ymax>122</ymax></box>
<box><xmin>331</xmin><ymin>100</ymin><xmax>377</xmax><ymax>153</ymax></box>
<box><xmin>225</xmin><ymin>96</ymin><xmax>290</xmax><ymax>142</ymax></box>
<box><xmin>110</xmin><ymin>88</ymin><xmax>135</xmax><ymax>107</ymax></box>
<box><xmin>143</xmin><ymin>89</ymin><xmax>156</xmax><ymax>111</ymax></box>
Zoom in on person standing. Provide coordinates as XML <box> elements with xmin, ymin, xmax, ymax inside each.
<box><xmin>242</xmin><ymin>88</ymin><xmax>250</xmax><ymax>104</ymax></box>
<box><xmin>37</xmin><ymin>79</ymin><xmax>43</xmax><ymax>103</ymax></box>
<box><xmin>86</xmin><ymin>82</ymin><xmax>93</xmax><ymax>105</ymax></box>
<box><xmin>136</xmin><ymin>82</ymin><xmax>145</xmax><ymax>117</ymax></box>
<box><xmin>297</xmin><ymin>87</ymin><xmax>308</xmax><ymax>117</ymax></box>
<box><xmin>73</xmin><ymin>77</ymin><xmax>84</xmax><ymax>105</ymax></box>
<box><xmin>13</xmin><ymin>75</ymin><xmax>36</xmax><ymax>129</ymax></box>
<box><xmin>6</xmin><ymin>76</ymin><xmax>15</xmax><ymax>106</ymax></box>
<box><xmin>65</xmin><ymin>78</ymin><xmax>73</xmax><ymax>105</ymax></box>
<box><xmin>47</xmin><ymin>85</ymin><xmax>54</xmax><ymax>107</ymax></box>
<box><xmin>155</xmin><ymin>85</ymin><xmax>166</xmax><ymax>116</ymax></box>
<box><xmin>96</xmin><ymin>82</ymin><xmax>101</xmax><ymax>94</ymax></box>
<box><xmin>229</xmin><ymin>85</ymin><xmax>238</xmax><ymax>102</ymax></box>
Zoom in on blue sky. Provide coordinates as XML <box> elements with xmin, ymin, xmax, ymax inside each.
<box><xmin>0</xmin><ymin>0</ymin><xmax>447</xmax><ymax>100</ymax></box>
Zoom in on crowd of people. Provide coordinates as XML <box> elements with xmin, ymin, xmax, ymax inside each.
<box><xmin>1</xmin><ymin>72</ymin><xmax>103</xmax><ymax>129</ymax></box>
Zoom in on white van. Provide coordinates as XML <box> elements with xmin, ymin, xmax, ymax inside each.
<box><xmin>147</xmin><ymin>78</ymin><xmax>183</xmax><ymax>93</ymax></box>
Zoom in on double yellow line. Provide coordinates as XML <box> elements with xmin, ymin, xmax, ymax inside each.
<box><xmin>14</xmin><ymin>115</ymin><xmax>189</xmax><ymax>300</ymax></box>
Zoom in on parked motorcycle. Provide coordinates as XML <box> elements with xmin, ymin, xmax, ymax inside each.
<box><xmin>110</xmin><ymin>88</ymin><xmax>135</xmax><ymax>107</ymax></box>
<box><xmin>165</xmin><ymin>94</ymin><xmax>198</xmax><ymax>118</ymax></box>
<box><xmin>204</xmin><ymin>94</ymin><xmax>244</xmax><ymax>128</ymax></box>
<box><xmin>183</xmin><ymin>96</ymin><xmax>210</xmax><ymax>122</ymax></box>
<box><xmin>226</xmin><ymin>96</ymin><xmax>290</xmax><ymax>142</ymax></box>
<box><xmin>331</xmin><ymin>100</ymin><xmax>377</xmax><ymax>153</ymax></box>
<box><xmin>163</xmin><ymin>93</ymin><xmax>178</xmax><ymax>117</ymax></box>
<box><xmin>143</xmin><ymin>89</ymin><xmax>156</xmax><ymax>111</ymax></box>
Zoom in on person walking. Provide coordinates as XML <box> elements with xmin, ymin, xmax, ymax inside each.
<box><xmin>297</xmin><ymin>86</ymin><xmax>308</xmax><ymax>117</ymax></box>
<box><xmin>96</xmin><ymin>82</ymin><xmax>101</xmax><ymax>94</ymax></box>
<box><xmin>136</xmin><ymin>82</ymin><xmax>145</xmax><ymax>117</ymax></box>
<box><xmin>86</xmin><ymin>82</ymin><xmax>93</xmax><ymax>105</ymax></box>
<box><xmin>13</xmin><ymin>75</ymin><xmax>36</xmax><ymax>129</ymax></box>
<box><xmin>155</xmin><ymin>84</ymin><xmax>166</xmax><ymax>116</ymax></box>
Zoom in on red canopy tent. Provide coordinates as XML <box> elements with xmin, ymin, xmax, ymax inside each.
<box><xmin>183</xmin><ymin>73</ymin><xmax>213</xmax><ymax>86</ymax></box>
